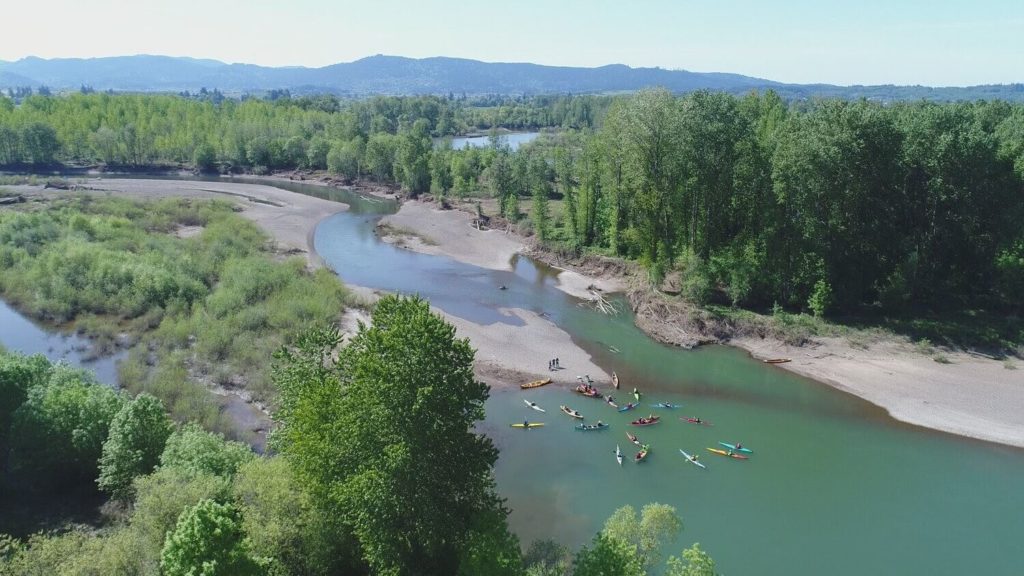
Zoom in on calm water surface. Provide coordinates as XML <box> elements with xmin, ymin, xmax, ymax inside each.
<box><xmin>442</xmin><ymin>132</ymin><xmax>540</xmax><ymax>151</ymax></box>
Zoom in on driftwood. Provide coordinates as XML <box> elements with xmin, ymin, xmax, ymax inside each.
<box><xmin>0</xmin><ymin>195</ymin><xmax>25</xmax><ymax>205</ymax></box>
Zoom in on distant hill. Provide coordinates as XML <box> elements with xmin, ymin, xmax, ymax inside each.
<box><xmin>1</xmin><ymin>54</ymin><xmax>1022</xmax><ymax>101</ymax></box>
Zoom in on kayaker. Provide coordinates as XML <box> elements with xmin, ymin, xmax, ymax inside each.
<box><xmin>597</xmin><ymin>420</ymin><xmax>604</xmax><ymax>426</ymax></box>
<box><xmin>693</xmin><ymin>417</ymin><xmax>702</xmax><ymax>423</ymax></box>
<box><xmin>735</xmin><ymin>442</ymin><xmax>743</xmax><ymax>450</ymax></box>
<box><xmin>523</xmin><ymin>419</ymin><xmax>529</xmax><ymax>427</ymax></box>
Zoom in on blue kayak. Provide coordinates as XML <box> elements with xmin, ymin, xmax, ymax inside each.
<box><xmin>719</xmin><ymin>441</ymin><xmax>753</xmax><ymax>454</ymax></box>
<box><xmin>651</xmin><ymin>402</ymin><xmax>681</xmax><ymax>409</ymax></box>
<box><xmin>576</xmin><ymin>422</ymin><xmax>610</xmax><ymax>431</ymax></box>
<box><xmin>618</xmin><ymin>402</ymin><xmax>638</xmax><ymax>412</ymax></box>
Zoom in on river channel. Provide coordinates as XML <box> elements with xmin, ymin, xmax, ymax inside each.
<box><xmin>2</xmin><ymin>176</ymin><xmax>1021</xmax><ymax>576</ymax></box>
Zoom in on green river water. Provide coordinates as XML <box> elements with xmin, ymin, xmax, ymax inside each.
<box><xmin>2</xmin><ymin>176</ymin><xmax>1021</xmax><ymax>575</ymax></box>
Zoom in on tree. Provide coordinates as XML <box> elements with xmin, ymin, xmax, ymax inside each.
<box><xmin>159</xmin><ymin>422</ymin><xmax>254</xmax><ymax>479</ymax></box>
<box><xmin>20</xmin><ymin>122</ymin><xmax>60</xmax><ymax>165</ymax></box>
<box><xmin>572</xmin><ymin>533</ymin><xmax>643</xmax><ymax>576</ymax></box>
<box><xmin>160</xmin><ymin>499</ymin><xmax>263</xmax><ymax>576</ymax></box>
<box><xmin>193</xmin><ymin>143</ymin><xmax>217</xmax><ymax>172</ymax></box>
<box><xmin>0</xmin><ymin>352</ymin><xmax>52</xmax><ymax>462</ymax></box>
<box><xmin>273</xmin><ymin>296</ymin><xmax>510</xmax><ymax>576</ymax></box>
<box><xmin>666</xmin><ymin>543</ymin><xmax>718</xmax><ymax>576</ymax></box>
<box><xmin>8</xmin><ymin>365</ymin><xmax>124</xmax><ymax>487</ymax></box>
<box><xmin>395</xmin><ymin>119</ymin><xmax>433</xmax><ymax>195</ymax></box>
<box><xmin>97</xmin><ymin>393</ymin><xmax>174</xmax><ymax>499</ymax></box>
<box><xmin>602</xmin><ymin>503</ymin><xmax>682</xmax><ymax>571</ymax></box>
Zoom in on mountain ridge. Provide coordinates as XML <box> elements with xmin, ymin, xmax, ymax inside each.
<box><xmin>1</xmin><ymin>54</ymin><xmax>1021</xmax><ymax>101</ymax></box>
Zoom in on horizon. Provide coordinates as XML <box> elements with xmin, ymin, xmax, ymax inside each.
<box><xmin>3</xmin><ymin>52</ymin><xmax>1022</xmax><ymax>90</ymax></box>
<box><xmin>2</xmin><ymin>0</ymin><xmax>1022</xmax><ymax>87</ymax></box>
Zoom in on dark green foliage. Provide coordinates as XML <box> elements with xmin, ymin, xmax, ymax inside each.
<box><xmin>7</xmin><ymin>364</ymin><xmax>124</xmax><ymax>487</ymax></box>
<box><xmin>0</xmin><ymin>352</ymin><xmax>51</xmax><ymax>460</ymax></box>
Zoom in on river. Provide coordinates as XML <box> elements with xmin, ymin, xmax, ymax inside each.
<box><xmin>441</xmin><ymin>131</ymin><xmax>541</xmax><ymax>151</ymax></box>
<box><xmin>2</xmin><ymin>177</ymin><xmax>1022</xmax><ymax>575</ymax></box>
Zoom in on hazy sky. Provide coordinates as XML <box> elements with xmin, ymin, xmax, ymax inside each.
<box><xmin>3</xmin><ymin>0</ymin><xmax>1022</xmax><ymax>86</ymax></box>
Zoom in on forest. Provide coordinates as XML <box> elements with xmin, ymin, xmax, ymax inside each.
<box><xmin>1</xmin><ymin>89</ymin><xmax>1022</xmax><ymax>333</ymax></box>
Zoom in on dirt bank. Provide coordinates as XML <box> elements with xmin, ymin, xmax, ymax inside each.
<box><xmin>378</xmin><ymin>200</ymin><xmax>626</xmax><ymax>299</ymax></box>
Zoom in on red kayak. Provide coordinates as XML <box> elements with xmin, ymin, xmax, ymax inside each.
<box><xmin>682</xmin><ymin>417</ymin><xmax>713</xmax><ymax>426</ymax></box>
<box><xmin>575</xmin><ymin>385</ymin><xmax>602</xmax><ymax>398</ymax></box>
<box><xmin>626</xmin><ymin>432</ymin><xmax>642</xmax><ymax>446</ymax></box>
<box><xmin>630</xmin><ymin>415</ymin><xmax>661</xmax><ymax>426</ymax></box>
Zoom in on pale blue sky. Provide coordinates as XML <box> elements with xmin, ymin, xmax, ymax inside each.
<box><xmin>3</xmin><ymin>0</ymin><xmax>1022</xmax><ymax>86</ymax></box>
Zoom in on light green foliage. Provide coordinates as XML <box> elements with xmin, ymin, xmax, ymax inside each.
<box><xmin>807</xmin><ymin>279</ymin><xmax>833</xmax><ymax>318</ymax></box>
<box><xmin>131</xmin><ymin>466</ymin><xmax>232</xmax><ymax>566</ymax></box>
<box><xmin>160</xmin><ymin>422</ymin><xmax>255</xmax><ymax>479</ymax></box>
<box><xmin>602</xmin><ymin>503</ymin><xmax>683</xmax><ymax>571</ymax></box>
<box><xmin>8</xmin><ymin>364</ymin><xmax>124</xmax><ymax>486</ymax></box>
<box><xmin>97</xmin><ymin>393</ymin><xmax>174</xmax><ymax>499</ymax></box>
<box><xmin>0</xmin><ymin>196</ymin><xmax>352</xmax><ymax>424</ymax></box>
<box><xmin>232</xmin><ymin>457</ymin><xmax>345</xmax><ymax>576</ymax></box>
<box><xmin>160</xmin><ymin>499</ymin><xmax>263</xmax><ymax>576</ymax></box>
<box><xmin>665</xmin><ymin>543</ymin><xmax>718</xmax><ymax>576</ymax></box>
<box><xmin>273</xmin><ymin>296</ymin><xmax>511</xmax><ymax>575</ymax></box>
<box><xmin>572</xmin><ymin>533</ymin><xmax>643</xmax><ymax>576</ymax></box>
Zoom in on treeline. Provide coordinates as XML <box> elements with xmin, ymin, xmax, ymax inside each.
<box><xmin>0</xmin><ymin>302</ymin><xmax>717</xmax><ymax>576</ymax></box>
<box><xmin>547</xmin><ymin>90</ymin><xmax>1024</xmax><ymax>317</ymax></box>
<box><xmin>0</xmin><ymin>92</ymin><xmax>601</xmax><ymax>171</ymax></box>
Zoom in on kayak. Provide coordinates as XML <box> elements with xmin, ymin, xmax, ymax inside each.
<box><xmin>626</xmin><ymin>432</ymin><xmax>642</xmax><ymax>446</ymax></box>
<box><xmin>706</xmin><ymin>447</ymin><xmax>749</xmax><ymax>460</ymax></box>
<box><xmin>633</xmin><ymin>390</ymin><xmax>641</xmax><ymax>402</ymax></box>
<box><xmin>605</xmin><ymin>396</ymin><xmax>619</xmax><ymax>408</ymax></box>
<box><xmin>651</xmin><ymin>402</ymin><xmax>681</xmax><ymax>409</ymax></box>
<box><xmin>635</xmin><ymin>447</ymin><xmax>649</xmax><ymax>463</ymax></box>
<box><xmin>576</xmin><ymin>422</ymin><xmax>610</xmax><ymax>431</ymax></box>
<box><xmin>510</xmin><ymin>422</ymin><xmax>545</xmax><ymax>428</ymax></box>
<box><xmin>523</xmin><ymin>399</ymin><xmax>545</xmax><ymax>412</ymax></box>
<box><xmin>764</xmin><ymin>358</ymin><xmax>791</xmax><ymax>364</ymax></box>
<box><xmin>521</xmin><ymin>378</ymin><xmax>552</xmax><ymax>389</ymax></box>
<box><xmin>618</xmin><ymin>402</ymin><xmax>638</xmax><ymax>412</ymax></box>
<box><xmin>612</xmin><ymin>371</ymin><xmax>620</xmax><ymax>389</ymax></box>
<box><xmin>682</xmin><ymin>417</ymin><xmax>713</xmax><ymax>426</ymax></box>
<box><xmin>630</xmin><ymin>416</ymin><xmax>661</xmax><ymax>426</ymax></box>
<box><xmin>718</xmin><ymin>441</ymin><xmax>753</xmax><ymax>454</ymax></box>
<box><xmin>679</xmin><ymin>449</ymin><xmax>707</xmax><ymax>469</ymax></box>
<box><xmin>575</xmin><ymin>385</ymin><xmax>602</xmax><ymax>398</ymax></box>
<box><xmin>616</xmin><ymin>444</ymin><xmax>623</xmax><ymax>466</ymax></box>
<box><xmin>560</xmin><ymin>405</ymin><xmax>584</xmax><ymax>419</ymax></box>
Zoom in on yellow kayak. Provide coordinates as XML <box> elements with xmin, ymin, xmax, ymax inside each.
<box><xmin>521</xmin><ymin>378</ymin><xmax>552</xmax><ymax>389</ymax></box>
<box><xmin>511</xmin><ymin>422</ymin><xmax>545</xmax><ymax>428</ymax></box>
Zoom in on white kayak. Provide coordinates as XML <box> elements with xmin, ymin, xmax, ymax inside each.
<box><xmin>523</xmin><ymin>399</ymin><xmax>546</xmax><ymax>412</ymax></box>
<box><xmin>616</xmin><ymin>444</ymin><xmax>623</xmax><ymax>466</ymax></box>
<box><xmin>679</xmin><ymin>449</ymin><xmax>707</xmax><ymax>470</ymax></box>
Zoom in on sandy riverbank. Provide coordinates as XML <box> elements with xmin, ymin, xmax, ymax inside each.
<box><xmin>378</xmin><ymin>200</ymin><xmax>626</xmax><ymax>299</ymax></box>
<box><xmin>735</xmin><ymin>335</ymin><xmax>1024</xmax><ymax>447</ymax></box>
<box><xmin>373</xmin><ymin>198</ymin><xmax>1024</xmax><ymax>448</ymax></box>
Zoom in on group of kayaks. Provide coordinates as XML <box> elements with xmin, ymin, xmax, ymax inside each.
<box><xmin>516</xmin><ymin>373</ymin><xmax>758</xmax><ymax>470</ymax></box>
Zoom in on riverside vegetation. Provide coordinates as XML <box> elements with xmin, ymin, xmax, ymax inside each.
<box><xmin>0</xmin><ymin>297</ymin><xmax>717</xmax><ymax>576</ymax></box>
<box><xmin>1</xmin><ymin>90</ymin><xmax>1021</xmax><ymax>351</ymax></box>
<box><xmin>0</xmin><ymin>195</ymin><xmax>352</xmax><ymax>435</ymax></box>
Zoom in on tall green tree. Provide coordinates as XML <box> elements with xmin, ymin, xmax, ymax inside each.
<box><xmin>97</xmin><ymin>393</ymin><xmax>174</xmax><ymax>499</ymax></box>
<box><xmin>273</xmin><ymin>296</ymin><xmax>512</xmax><ymax>576</ymax></box>
<box><xmin>602</xmin><ymin>503</ymin><xmax>683</xmax><ymax>571</ymax></box>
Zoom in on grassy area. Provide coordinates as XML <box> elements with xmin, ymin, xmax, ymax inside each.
<box><xmin>0</xmin><ymin>195</ymin><xmax>357</xmax><ymax>436</ymax></box>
